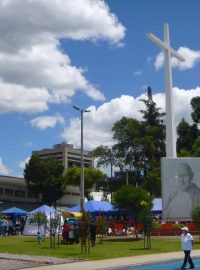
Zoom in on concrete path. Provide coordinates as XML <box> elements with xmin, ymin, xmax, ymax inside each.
<box><xmin>0</xmin><ymin>252</ymin><xmax>81</xmax><ymax>270</ymax></box>
<box><xmin>21</xmin><ymin>250</ymin><xmax>200</xmax><ymax>270</ymax></box>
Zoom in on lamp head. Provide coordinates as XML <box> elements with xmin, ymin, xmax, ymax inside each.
<box><xmin>73</xmin><ymin>105</ymin><xmax>80</xmax><ymax>111</ymax></box>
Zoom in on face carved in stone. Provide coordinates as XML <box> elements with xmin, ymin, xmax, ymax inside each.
<box><xmin>175</xmin><ymin>164</ymin><xmax>193</xmax><ymax>191</ymax></box>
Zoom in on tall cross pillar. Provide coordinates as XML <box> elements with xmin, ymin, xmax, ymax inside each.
<box><xmin>147</xmin><ymin>24</ymin><xmax>185</xmax><ymax>158</ymax></box>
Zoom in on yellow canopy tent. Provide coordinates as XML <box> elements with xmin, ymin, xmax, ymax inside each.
<box><xmin>62</xmin><ymin>212</ymin><xmax>82</xmax><ymax>218</ymax></box>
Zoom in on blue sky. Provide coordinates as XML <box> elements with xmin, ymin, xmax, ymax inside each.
<box><xmin>0</xmin><ymin>0</ymin><xmax>200</xmax><ymax>177</ymax></box>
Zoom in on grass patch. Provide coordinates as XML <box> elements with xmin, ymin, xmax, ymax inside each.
<box><xmin>0</xmin><ymin>236</ymin><xmax>199</xmax><ymax>260</ymax></box>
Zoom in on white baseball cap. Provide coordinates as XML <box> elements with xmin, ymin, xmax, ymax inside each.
<box><xmin>181</xmin><ymin>226</ymin><xmax>189</xmax><ymax>232</ymax></box>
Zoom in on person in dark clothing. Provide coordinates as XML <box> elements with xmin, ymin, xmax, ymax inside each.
<box><xmin>90</xmin><ymin>220</ymin><xmax>97</xmax><ymax>246</ymax></box>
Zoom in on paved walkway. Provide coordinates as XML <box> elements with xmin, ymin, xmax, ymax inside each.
<box><xmin>0</xmin><ymin>253</ymin><xmax>79</xmax><ymax>270</ymax></box>
<box><xmin>6</xmin><ymin>250</ymin><xmax>200</xmax><ymax>270</ymax></box>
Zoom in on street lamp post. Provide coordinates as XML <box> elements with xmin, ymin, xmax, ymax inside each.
<box><xmin>73</xmin><ymin>105</ymin><xmax>90</xmax><ymax>214</ymax></box>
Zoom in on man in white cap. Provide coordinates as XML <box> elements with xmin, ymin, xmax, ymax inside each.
<box><xmin>180</xmin><ymin>226</ymin><xmax>194</xmax><ymax>269</ymax></box>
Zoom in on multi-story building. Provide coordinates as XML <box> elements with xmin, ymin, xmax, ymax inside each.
<box><xmin>0</xmin><ymin>175</ymin><xmax>41</xmax><ymax>211</ymax></box>
<box><xmin>32</xmin><ymin>143</ymin><xmax>94</xmax><ymax>209</ymax></box>
<box><xmin>0</xmin><ymin>143</ymin><xmax>94</xmax><ymax>211</ymax></box>
<box><xmin>32</xmin><ymin>143</ymin><xmax>93</xmax><ymax>169</ymax></box>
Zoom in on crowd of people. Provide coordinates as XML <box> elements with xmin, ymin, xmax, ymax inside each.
<box><xmin>60</xmin><ymin>217</ymin><xmax>145</xmax><ymax>246</ymax></box>
<box><xmin>62</xmin><ymin>220</ymin><xmax>80</xmax><ymax>244</ymax></box>
<box><xmin>0</xmin><ymin>216</ymin><xmax>25</xmax><ymax>236</ymax></box>
<box><xmin>61</xmin><ymin>218</ymin><xmax>97</xmax><ymax>246</ymax></box>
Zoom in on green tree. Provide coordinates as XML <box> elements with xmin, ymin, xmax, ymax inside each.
<box><xmin>177</xmin><ymin>96</ymin><xmax>200</xmax><ymax>156</ymax></box>
<box><xmin>139</xmin><ymin>86</ymin><xmax>165</xmax><ymax>167</ymax></box>
<box><xmin>31</xmin><ymin>212</ymin><xmax>48</xmax><ymax>239</ymax></box>
<box><xmin>93</xmin><ymin>145</ymin><xmax>117</xmax><ymax>178</ymax></box>
<box><xmin>95</xmin><ymin>174</ymin><xmax>127</xmax><ymax>201</ymax></box>
<box><xmin>94</xmin><ymin>177</ymin><xmax>110</xmax><ymax>201</ymax></box>
<box><xmin>144</xmin><ymin>167</ymin><xmax>161</xmax><ymax>197</ymax></box>
<box><xmin>138</xmin><ymin>86</ymin><xmax>165</xmax><ymax>192</ymax></box>
<box><xmin>112</xmin><ymin>87</ymin><xmax>165</xmax><ymax>189</ymax></box>
<box><xmin>177</xmin><ymin>118</ymin><xmax>199</xmax><ymax>154</ymax></box>
<box><xmin>191</xmin><ymin>205</ymin><xmax>200</xmax><ymax>239</ymax></box>
<box><xmin>112</xmin><ymin>117</ymin><xmax>145</xmax><ymax>185</ymax></box>
<box><xmin>191</xmin><ymin>96</ymin><xmax>200</xmax><ymax>124</ymax></box>
<box><xmin>24</xmin><ymin>155</ymin><xmax>66</xmax><ymax>207</ymax></box>
<box><xmin>140</xmin><ymin>86</ymin><xmax>165</xmax><ymax>127</ymax></box>
<box><xmin>93</xmin><ymin>87</ymin><xmax>165</xmax><ymax>195</ymax></box>
<box><xmin>49</xmin><ymin>213</ymin><xmax>61</xmax><ymax>248</ymax></box>
<box><xmin>64</xmin><ymin>166</ymin><xmax>105</xmax><ymax>200</ymax></box>
<box><xmin>191</xmin><ymin>138</ymin><xmax>200</xmax><ymax>157</ymax></box>
<box><xmin>113</xmin><ymin>185</ymin><xmax>152</xmax><ymax>216</ymax></box>
<box><xmin>138</xmin><ymin>206</ymin><xmax>153</xmax><ymax>249</ymax></box>
<box><xmin>113</xmin><ymin>185</ymin><xmax>152</xmax><ymax>238</ymax></box>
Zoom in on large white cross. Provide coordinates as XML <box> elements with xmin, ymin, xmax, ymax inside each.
<box><xmin>147</xmin><ymin>24</ymin><xmax>185</xmax><ymax>158</ymax></box>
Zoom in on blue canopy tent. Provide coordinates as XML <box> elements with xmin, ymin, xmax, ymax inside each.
<box><xmin>29</xmin><ymin>204</ymin><xmax>58</xmax><ymax>215</ymax></box>
<box><xmin>1</xmin><ymin>207</ymin><xmax>27</xmax><ymax>215</ymax></box>
<box><xmin>151</xmin><ymin>198</ymin><xmax>162</xmax><ymax>214</ymax></box>
<box><xmin>0</xmin><ymin>207</ymin><xmax>27</xmax><ymax>235</ymax></box>
<box><xmin>67</xmin><ymin>200</ymin><xmax>116</xmax><ymax>214</ymax></box>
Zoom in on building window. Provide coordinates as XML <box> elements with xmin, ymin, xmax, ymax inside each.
<box><xmin>27</xmin><ymin>191</ymin><xmax>38</xmax><ymax>198</ymax></box>
<box><xmin>72</xmin><ymin>192</ymin><xmax>80</xmax><ymax>196</ymax></box>
<box><xmin>0</xmin><ymin>188</ymin><xmax>3</xmax><ymax>195</ymax></box>
<box><xmin>5</xmin><ymin>189</ymin><xmax>13</xmax><ymax>197</ymax></box>
<box><xmin>14</xmin><ymin>190</ymin><xmax>26</xmax><ymax>198</ymax></box>
<box><xmin>64</xmin><ymin>191</ymin><xmax>71</xmax><ymax>195</ymax></box>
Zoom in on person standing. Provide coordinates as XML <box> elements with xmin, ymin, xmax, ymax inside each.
<box><xmin>36</xmin><ymin>231</ymin><xmax>43</xmax><ymax>244</ymax></box>
<box><xmin>180</xmin><ymin>227</ymin><xmax>194</xmax><ymax>269</ymax></box>
<box><xmin>90</xmin><ymin>219</ymin><xmax>97</xmax><ymax>246</ymax></box>
<box><xmin>62</xmin><ymin>220</ymin><xmax>70</xmax><ymax>244</ymax></box>
<box><xmin>2</xmin><ymin>217</ymin><xmax>8</xmax><ymax>236</ymax></box>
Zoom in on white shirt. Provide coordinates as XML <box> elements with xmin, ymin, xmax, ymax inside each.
<box><xmin>181</xmin><ymin>233</ymin><xmax>193</xmax><ymax>251</ymax></box>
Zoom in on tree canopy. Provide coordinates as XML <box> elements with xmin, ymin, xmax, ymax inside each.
<box><xmin>64</xmin><ymin>166</ymin><xmax>106</xmax><ymax>200</ymax></box>
<box><xmin>191</xmin><ymin>96</ymin><xmax>200</xmax><ymax>124</ymax></box>
<box><xmin>177</xmin><ymin>96</ymin><xmax>200</xmax><ymax>157</ymax></box>
<box><xmin>113</xmin><ymin>185</ymin><xmax>152</xmax><ymax>218</ymax></box>
<box><xmin>111</xmin><ymin>87</ymin><xmax>165</xmax><ymax>194</ymax></box>
<box><xmin>191</xmin><ymin>205</ymin><xmax>200</xmax><ymax>238</ymax></box>
<box><xmin>92</xmin><ymin>145</ymin><xmax>117</xmax><ymax>178</ymax></box>
<box><xmin>24</xmin><ymin>155</ymin><xmax>66</xmax><ymax>207</ymax></box>
<box><xmin>91</xmin><ymin>87</ymin><xmax>166</xmax><ymax>197</ymax></box>
<box><xmin>92</xmin><ymin>86</ymin><xmax>200</xmax><ymax>198</ymax></box>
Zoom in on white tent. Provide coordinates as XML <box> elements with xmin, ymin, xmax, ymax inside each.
<box><xmin>23</xmin><ymin>205</ymin><xmax>59</xmax><ymax>236</ymax></box>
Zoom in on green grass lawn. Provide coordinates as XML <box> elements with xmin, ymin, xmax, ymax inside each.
<box><xmin>0</xmin><ymin>236</ymin><xmax>199</xmax><ymax>260</ymax></box>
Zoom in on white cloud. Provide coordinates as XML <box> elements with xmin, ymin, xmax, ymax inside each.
<box><xmin>154</xmin><ymin>53</ymin><xmax>164</xmax><ymax>70</ymax></box>
<box><xmin>62</xmin><ymin>87</ymin><xmax>200</xmax><ymax>150</ymax></box>
<box><xmin>24</xmin><ymin>141</ymin><xmax>35</xmax><ymax>147</ymax></box>
<box><xmin>62</xmin><ymin>94</ymin><xmax>147</xmax><ymax>150</ymax></box>
<box><xmin>155</xmin><ymin>47</ymin><xmax>200</xmax><ymax>70</ymax></box>
<box><xmin>173</xmin><ymin>87</ymin><xmax>200</xmax><ymax>122</ymax></box>
<box><xmin>0</xmin><ymin>43</ymin><xmax>105</xmax><ymax>105</ymax></box>
<box><xmin>0</xmin><ymin>0</ymin><xmax>125</xmax><ymax>113</ymax></box>
<box><xmin>0</xmin><ymin>158</ymin><xmax>11</xmax><ymax>175</ymax></box>
<box><xmin>141</xmin><ymin>85</ymin><xmax>149</xmax><ymax>91</ymax></box>
<box><xmin>134</xmin><ymin>69</ymin><xmax>143</xmax><ymax>76</ymax></box>
<box><xmin>0</xmin><ymin>0</ymin><xmax>125</xmax><ymax>52</ymax></box>
<box><xmin>0</xmin><ymin>81</ymin><xmax>50</xmax><ymax>114</ymax></box>
<box><xmin>19</xmin><ymin>157</ymin><xmax>30</xmax><ymax>170</ymax></box>
<box><xmin>30</xmin><ymin>114</ymin><xmax>64</xmax><ymax>130</ymax></box>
